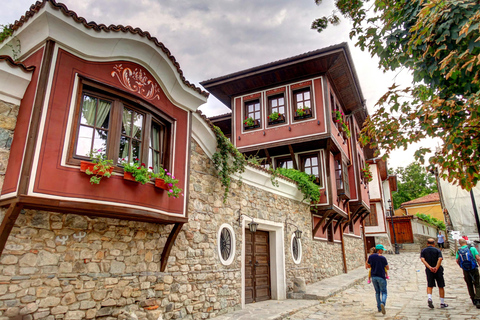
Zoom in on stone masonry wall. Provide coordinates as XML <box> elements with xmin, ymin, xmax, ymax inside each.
<box><xmin>0</xmin><ymin>137</ymin><xmax>365</xmax><ymax>319</ymax></box>
<box><xmin>0</xmin><ymin>99</ymin><xmax>19</xmax><ymax>226</ymax></box>
<box><xmin>344</xmin><ymin>235</ymin><xmax>366</xmax><ymax>272</ymax></box>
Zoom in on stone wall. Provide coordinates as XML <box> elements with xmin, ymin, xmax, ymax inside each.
<box><xmin>344</xmin><ymin>235</ymin><xmax>365</xmax><ymax>272</ymax></box>
<box><xmin>0</xmin><ymin>138</ymin><xmax>365</xmax><ymax>319</ymax></box>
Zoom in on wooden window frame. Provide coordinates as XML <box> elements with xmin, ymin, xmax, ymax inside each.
<box><xmin>292</xmin><ymin>87</ymin><xmax>313</xmax><ymax>120</ymax></box>
<box><xmin>68</xmin><ymin>79</ymin><xmax>173</xmax><ymax>173</ymax></box>
<box><xmin>275</xmin><ymin>156</ymin><xmax>294</xmax><ymax>170</ymax></box>
<box><xmin>300</xmin><ymin>152</ymin><xmax>323</xmax><ymax>187</ymax></box>
<box><xmin>244</xmin><ymin>99</ymin><xmax>262</xmax><ymax>129</ymax></box>
<box><xmin>365</xmin><ymin>204</ymin><xmax>378</xmax><ymax>227</ymax></box>
<box><xmin>334</xmin><ymin>153</ymin><xmax>350</xmax><ymax>200</ymax></box>
<box><xmin>267</xmin><ymin>94</ymin><xmax>286</xmax><ymax>126</ymax></box>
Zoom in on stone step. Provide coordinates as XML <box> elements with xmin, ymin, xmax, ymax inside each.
<box><xmin>399</xmin><ymin>243</ymin><xmax>421</xmax><ymax>252</ymax></box>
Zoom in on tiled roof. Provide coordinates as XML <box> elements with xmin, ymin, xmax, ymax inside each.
<box><xmin>402</xmin><ymin>193</ymin><xmax>440</xmax><ymax>206</ymax></box>
<box><xmin>5</xmin><ymin>0</ymin><xmax>208</xmax><ymax>97</ymax></box>
<box><xmin>0</xmin><ymin>55</ymin><xmax>35</xmax><ymax>72</ymax></box>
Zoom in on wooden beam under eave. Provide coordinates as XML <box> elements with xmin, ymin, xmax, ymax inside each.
<box><xmin>334</xmin><ymin>218</ymin><xmax>343</xmax><ymax>233</ymax></box>
<box><xmin>0</xmin><ymin>202</ymin><xmax>23</xmax><ymax>257</ymax></box>
<box><xmin>288</xmin><ymin>145</ymin><xmax>298</xmax><ymax>170</ymax></box>
<box><xmin>264</xmin><ymin>148</ymin><xmax>272</xmax><ymax>166</ymax></box>
<box><xmin>323</xmin><ymin>213</ymin><xmax>338</xmax><ymax>233</ymax></box>
<box><xmin>313</xmin><ymin>212</ymin><xmax>330</xmax><ymax>236</ymax></box>
<box><xmin>160</xmin><ymin>223</ymin><xmax>184</xmax><ymax>272</ymax></box>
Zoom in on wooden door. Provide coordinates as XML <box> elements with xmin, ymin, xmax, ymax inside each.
<box><xmin>366</xmin><ymin>236</ymin><xmax>376</xmax><ymax>251</ymax></box>
<box><xmin>389</xmin><ymin>220</ymin><xmax>413</xmax><ymax>243</ymax></box>
<box><xmin>245</xmin><ymin>230</ymin><xmax>271</xmax><ymax>304</ymax></box>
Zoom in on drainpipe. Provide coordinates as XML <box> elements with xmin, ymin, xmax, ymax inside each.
<box><xmin>340</xmin><ymin>223</ymin><xmax>348</xmax><ymax>273</ymax></box>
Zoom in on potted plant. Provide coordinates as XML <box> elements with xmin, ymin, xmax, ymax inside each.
<box><xmin>268</xmin><ymin>112</ymin><xmax>285</xmax><ymax>125</ymax></box>
<box><xmin>120</xmin><ymin>158</ymin><xmax>154</xmax><ymax>184</ymax></box>
<box><xmin>294</xmin><ymin>107</ymin><xmax>311</xmax><ymax>119</ymax></box>
<box><xmin>154</xmin><ymin>168</ymin><xmax>183</xmax><ymax>198</ymax></box>
<box><xmin>362</xmin><ymin>163</ymin><xmax>373</xmax><ymax>183</ymax></box>
<box><xmin>243</xmin><ymin>117</ymin><xmax>259</xmax><ymax>129</ymax></box>
<box><xmin>80</xmin><ymin>149</ymin><xmax>114</xmax><ymax>185</ymax></box>
<box><xmin>332</xmin><ymin>110</ymin><xmax>351</xmax><ymax>138</ymax></box>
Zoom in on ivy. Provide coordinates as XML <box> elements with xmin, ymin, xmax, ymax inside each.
<box><xmin>212</xmin><ymin>125</ymin><xmax>247</xmax><ymax>202</ymax></box>
<box><xmin>0</xmin><ymin>25</ymin><xmax>12</xmax><ymax>43</ymax></box>
<box><xmin>274</xmin><ymin>168</ymin><xmax>321</xmax><ymax>203</ymax></box>
<box><xmin>415</xmin><ymin>213</ymin><xmax>446</xmax><ymax>231</ymax></box>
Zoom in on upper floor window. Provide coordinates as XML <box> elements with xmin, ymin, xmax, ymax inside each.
<box><xmin>244</xmin><ymin>99</ymin><xmax>261</xmax><ymax>129</ymax></box>
<box><xmin>268</xmin><ymin>94</ymin><xmax>286</xmax><ymax>125</ymax></box>
<box><xmin>276</xmin><ymin>157</ymin><xmax>294</xmax><ymax>169</ymax></box>
<box><xmin>334</xmin><ymin>155</ymin><xmax>350</xmax><ymax>200</ymax></box>
<box><xmin>293</xmin><ymin>88</ymin><xmax>312</xmax><ymax>120</ymax></box>
<box><xmin>300</xmin><ymin>152</ymin><xmax>322</xmax><ymax>187</ymax></box>
<box><xmin>72</xmin><ymin>82</ymin><xmax>171</xmax><ymax>173</ymax></box>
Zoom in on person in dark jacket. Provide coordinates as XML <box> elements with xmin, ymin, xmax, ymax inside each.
<box><xmin>367</xmin><ymin>244</ymin><xmax>389</xmax><ymax>315</ymax></box>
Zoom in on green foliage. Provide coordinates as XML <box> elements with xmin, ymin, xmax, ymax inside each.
<box><xmin>313</xmin><ymin>0</ymin><xmax>480</xmax><ymax>190</ymax></box>
<box><xmin>85</xmin><ymin>149</ymin><xmax>113</xmax><ymax>185</ymax></box>
<box><xmin>332</xmin><ymin>110</ymin><xmax>351</xmax><ymax>138</ymax></box>
<box><xmin>295</xmin><ymin>107</ymin><xmax>310</xmax><ymax>117</ymax></box>
<box><xmin>415</xmin><ymin>213</ymin><xmax>446</xmax><ymax>231</ymax></box>
<box><xmin>361</xmin><ymin>163</ymin><xmax>373</xmax><ymax>183</ymax></box>
<box><xmin>121</xmin><ymin>158</ymin><xmax>153</xmax><ymax>185</ymax></box>
<box><xmin>243</xmin><ymin>117</ymin><xmax>255</xmax><ymax>127</ymax></box>
<box><xmin>390</xmin><ymin>162</ymin><xmax>438</xmax><ymax>210</ymax></box>
<box><xmin>0</xmin><ymin>25</ymin><xmax>13</xmax><ymax>42</ymax></box>
<box><xmin>268</xmin><ymin>112</ymin><xmax>280</xmax><ymax>121</ymax></box>
<box><xmin>212</xmin><ymin>125</ymin><xmax>247</xmax><ymax>202</ymax></box>
<box><xmin>155</xmin><ymin>168</ymin><xmax>183</xmax><ymax>198</ymax></box>
<box><xmin>274</xmin><ymin>168</ymin><xmax>321</xmax><ymax>203</ymax></box>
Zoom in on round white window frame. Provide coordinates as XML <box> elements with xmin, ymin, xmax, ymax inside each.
<box><xmin>217</xmin><ymin>223</ymin><xmax>236</xmax><ymax>266</ymax></box>
<box><xmin>290</xmin><ymin>233</ymin><xmax>302</xmax><ymax>264</ymax></box>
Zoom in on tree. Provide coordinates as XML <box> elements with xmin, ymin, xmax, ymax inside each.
<box><xmin>390</xmin><ymin>162</ymin><xmax>438</xmax><ymax>210</ymax></box>
<box><xmin>312</xmin><ymin>0</ymin><xmax>480</xmax><ymax>190</ymax></box>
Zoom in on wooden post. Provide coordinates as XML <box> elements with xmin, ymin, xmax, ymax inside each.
<box><xmin>0</xmin><ymin>202</ymin><xmax>23</xmax><ymax>257</ymax></box>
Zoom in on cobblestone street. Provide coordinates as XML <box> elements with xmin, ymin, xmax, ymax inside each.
<box><xmin>286</xmin><ymin>251</ymin><xmax>480</xmax><ymax>320</ymax></box>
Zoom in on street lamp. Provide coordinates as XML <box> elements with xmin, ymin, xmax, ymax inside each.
<box><xmin>388</xmin><ymin>199</ymin><xmax>400</xmax><ymax>254</ymax></box>
<box><xmin>285</xmin><ymin>218</ymin><xmax>303</xmax><ymax>240</ymax></box>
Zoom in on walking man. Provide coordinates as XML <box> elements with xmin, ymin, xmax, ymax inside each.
<box><xmin>420</xmin><ymin>238</ymin><xmax>447</xmax><ymax>308</ymax></box>
<box><xmin>367</xmin><ymin>244</ymin><xmax>389</xmax><ymax>314</ymax></box>
<box><xmin>457</xmin><ymin>238</ymin><xmax>480</xmax><ymax>308</ymax></box>
<box><xmin>437</xmin><ymin>231</ymin><xmax>445</xmax><ymax>250</ymax></box>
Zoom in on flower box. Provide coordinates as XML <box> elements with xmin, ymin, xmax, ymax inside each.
<box><xmin>123</xmin><ymin>171</ymin><xmax>136</xmax><ymax>182</ymax></box>
<box><xmin>80</xmin><ymin>161</ymin><xmax>114</xmax><ymax>175</ymax></box>
<box><xmin>244</xmin><ymin>119</ymin><xmax>260</xmax><ymax>130</ymax></box>
<box><xmin>268</xmin><ymin>114</ymin><xmax>285</xmax><ymax>125</ymax></box>
<box><xmin>155</xmin><ymin>178</ymin><xmax>169</xmax><ymax>190</ymax></box>
<box><xmin>294</xmin><ymin>108</ymin><xmax>312</xmax><ymax>120</ymax></box>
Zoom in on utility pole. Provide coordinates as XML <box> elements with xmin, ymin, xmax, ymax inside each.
<box><xmin>388</xmin><ymin>199</ymin><xmax>399</xmax><ymax>254</ymax></box>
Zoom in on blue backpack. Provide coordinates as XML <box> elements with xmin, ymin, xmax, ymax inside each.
<box><xmin>458</xmin><ymin>247</ymin><xmax>478</xmax><ymax>271</ymax></box>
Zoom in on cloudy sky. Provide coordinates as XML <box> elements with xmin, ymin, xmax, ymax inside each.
<box><xmin>1</xmin><ymin>0</ymin><xmax>436</xmax><ymax>169</ymax></box>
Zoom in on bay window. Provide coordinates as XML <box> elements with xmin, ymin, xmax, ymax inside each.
<box><xmin>72</xmin><ymin>81</ymin><xmax>171</xmax><ymax>173</ymax></box>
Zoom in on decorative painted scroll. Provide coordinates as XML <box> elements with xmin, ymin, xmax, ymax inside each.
<box><xmin>111</xmin><ymin>64</ymin><xmax>161</xmax><ymax>100</ymax></box>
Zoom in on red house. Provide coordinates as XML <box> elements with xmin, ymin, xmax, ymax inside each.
<box><xmin>202</xmin><ymin>44</ymin><xmax>371</xmax><ymax>247</ymax></box>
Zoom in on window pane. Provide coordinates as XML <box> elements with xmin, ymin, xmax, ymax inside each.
<box><xmin>305</xmin><ymin>168</ymin><xmax>312</xmax><ymax>175</ymax></box>
<box><xmin>312</xmin><ymin>167</ymin><xmax>319</xmax><ymax>176</ymax></box>
<box><xmin>279</xmin><ymin>106</ymin><xmax>284</xmax><ymax>114</ymax></box>
<box><xmin>305</xmin><ymin>159</ymin><xmax>311</xmax><ymax>166</ymax></box>
<box><xmin>80</xmin><ymin>95</ymin><xmax>97</xmax><ymax>126</ymax></box>
<box><xmin>304</xmin><ymin>91</ymin><xmax>310</xmax><ymax>100</ymax></box>
<box><xmin>96</xmin><ymin>99</ymin><xmax>111</xmax><ymax>129</ymax></box>
<box><xmin>133</xmin><ymin>112</ymin><xmax>143</xmax><ymax>140</ymax></box>
<box><xmin>119</xmin><ymin>136</ymin><xmax>130</xmax><ymax>163</ymax></box>
<box><xmin>255</xmin><ymin>103</ymin><xmax>260</xmax><ymax>111</ymax></box>
<box><xmin>305</xmin><ymin>101</ymin><xmax>311</xmax><ymax>108</ymax></box>
<box><xmin>122</xmin><ymin>108</ymin><xmax>132</xmax><ymax>135</ymax></box>
<box><xmin>151</xmin><ymin>125</ymin><xmax>160</xmax><ymax>149</ymax></box>
<box><xmin>254</xmin><ymin>111</ymin><xmax>260</xmax><ymax>120</ymax></box>
<box><xmin>312</xmin><ymin>158</ymin><xmax>318</xmax><ymax>166</ymax></box>
<box><xmin>296</xmin><ymin>93</ymin><xmax>302</xmax><ymax>101</ymax></box>
<box><xmin>272</xmin><ymin>100</ymin><xmax>277</xmax><ymax>108</ymax></box>
<box><xmin>279</xmin><ymin>97</ymin><xmax>284</xmax><ymax>105</ymax></box>
<box><xmin>248</xmin><ymin>104</ymin><xmax>254</xmax><ymax>113</ymax></box>
<box><xmin>132</xmin><ymin>140</ymin><xmax>141</xmax><ymax>160</ymax></box>
<box><xmin>93</xmin><ymin>129</ymin><xmax>108</xmax><ymax>152</ymax></box>
<box><xmin>76</xmin><ymin>126</ymin><xmax>94</xmax><ymax>156</ymax></box>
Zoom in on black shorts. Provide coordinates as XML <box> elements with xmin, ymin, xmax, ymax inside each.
<box><xmin>426</xmin><ymin>267</ymin><xmax>445</xmax><ymax>288</ymax></box>
<box><xmin>438</xmin><ymin>243</ymin><xmax>445</xmax><ymax>248</ymax></box>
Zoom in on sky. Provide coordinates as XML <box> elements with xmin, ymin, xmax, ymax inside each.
<box><xmin>0</xmin><ymin>0</ymin><xmax>439</xmax><ymax>169</ymax></box>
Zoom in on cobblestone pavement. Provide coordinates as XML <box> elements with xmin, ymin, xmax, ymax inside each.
<box><xmin>285</xmin><ymin>251</ymin><xmax>480</xmax><ymax>320</ymax></box>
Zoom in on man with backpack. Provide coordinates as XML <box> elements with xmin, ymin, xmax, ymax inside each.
<box><xmin>457</xmin><ymin>238</ymin><xmax>480</xmax><ymax>308</ymax></box>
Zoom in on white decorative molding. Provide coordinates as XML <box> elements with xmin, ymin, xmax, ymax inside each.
<box><xmin>0</xmin><ymin>61</ymin><xmax>33</xmax><ymax>105</ymax></box>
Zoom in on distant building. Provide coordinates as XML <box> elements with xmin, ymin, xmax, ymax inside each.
<box><xmin>395</xmin><ymin>193</ymin><xmax>443</xmax><ymax>222</ymax></box>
